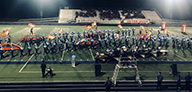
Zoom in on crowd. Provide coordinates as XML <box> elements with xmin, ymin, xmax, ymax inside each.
<box><xmin>75</xmin><ymin>8</ymin><xmax>145</xmax><ymax>20</ymax></box>
<box><xmin>120</xmin><ymin>9</ymin><xmax>145</xmax><ymax>19</ymax></box>
<box><xmin>76</xmin><ymin>9</ymin><xmax>97</xmax><ymax>18</ymax></box>
<box><xmin>99</xmin><ymin>9</ymin><xmax>121</xmax><ymax>20</ymax></box>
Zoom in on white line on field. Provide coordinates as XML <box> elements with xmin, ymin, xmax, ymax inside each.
<box><xmin>89</xmin><ymin>49</ymin><xmax>95</xmax><ymax>61</ymax></box>
<box><xmin>60</xmin><ymin>50</ymin><xmax>65</xmax><ymax>62</ymax></box>
<box><xmin>20</xmin><ymin>71</ymin><xmax>123</xmax><ymax>73</ymax></box>
<box><xmin>19</xmin><ymin>70</ymin><xmax>192</xmax><ymax>73</ymax></box>
<box><xmin>19</xmin><ymin>54</ymin><xmax>34</xmax><ymax>73</ymax></box>
<box><xmin>3</xmin><ymin>28</ymin><xmax>41</xmax><ymax>56</ymax></box>
<box><xmin>19</xmin><ymin>28</ymin><xmax>57</xmax><ymax>73</ymax></box>
<box><xmin>170</xmin><ymin>50</ymin><xmax>187</xmax><ymax>61</ymax></box>
<box><xmin>151</xmin><ymin>57</ymin><xmax>157</xmax><ymax>61</ymax></box>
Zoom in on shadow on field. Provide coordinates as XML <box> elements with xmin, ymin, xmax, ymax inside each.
<box><xmin>75</xmin><ymin>62</ymin><xmax>81</xmax><ymax>66</ymax></box>
<box><xmin>181</xmin><ymin>33</ymin><xmax>188</xmax><ymax>35</ymax></box>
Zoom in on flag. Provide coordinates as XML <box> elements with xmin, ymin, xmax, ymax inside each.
<box><xmin>116</xmin><ymin>33</ymin><xmax>119</xmax><ymax>40</ymax></box>
<box><xmin>164</xmin><ymin>29</ymin><xmax>168</xmax><ymax>35</ymax></box>
<box><xmin>140</xmin><ymin>25</ymin><xmax>145</xmax><ymax>30</ymax></box>
<box><xmin>84</xmin><ymin>25</ymin><xmax>92</xmax><ymax>29</ymax></box>
<box><xmin>46</xmin><ymin>34</ymin><xmax>55</xmax><ymax>40</ymax></box>
<box><xmin>147</xmin><ymin>31</ymin><xmax>151</xmax><ymax>38</ymax></box>
<box><xmin>28</xmin><ymin>23</ymin><xmax>36</xmax><ymax>28</ymax></box>
<box><xmin>1</xmin><ymin>29</ymin><xmax>9</xmax><ymax>37</ymax></box>
<box><xmin>58</xmin><ymin>28</ymin><xmax>62</xmax><ymax>33</ymax></box>
<box><xmin>118</xmin><ymin>24</ymin><xmax>123</xmax><ymax>29</ymax></box>
<box><xmin>91</xmin><ymin>21</ymin><xmax>97</xmax><ymax>27</ymax></box>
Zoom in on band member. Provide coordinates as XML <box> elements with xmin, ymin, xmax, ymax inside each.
<box><xmin>30</xmin><ymin>33</ymin><xmax>33</xmax><ymax>44</ymax></box>
<box><xmin>72</xmin><ymin>38</ymin><xmax>77</xmax><ymax>51</ymax></box>
<box><xmin>58</xmin><ymin>40</ymin><xmax>62</xmax><ymax>53</ymax></box>
<box><xmin>104</xmin><ymin>36</ymin><xmax>108</xmax><ymax>47</ymax></box>
<box><xmin>94</xmin><ymin>52</ymin><xmax>100</xmax><ymax>63</ymax></box>
<box><xmin>43</xmin><ymin>41</ymin><xmax>48</xmax><ymax>55</ymax></box>
<box><xmin>0</xmin><ymin>37</ymin><xmax>2</xmax><ymax>44</ymax></box>
<box><xmin>128</xmin><ymin>28</ymin><xmax>131</xmax><ymax>36</ymax></box>
<box><xmin>10</xmin><ymin>44</ymin><xmax>14</xmax><ymax>58</ymax></box>
<box><xmin>30</xmin><ymin>27</ymin><xmax>33</xmax><ymax>35</ymax></box>
<box><xmin>0</xmin><ymin>44</ymin><xmax>5</xmax><ymax>59</ymax></box>
<box><xmin>34</xmin><ymin>43</ymin><xmax>39</xmax><ymax>55</ymax></box>
<box><xmin>65</xmin><ymin>39</ymin><xmax>69</xmax><ymax>51</ymax></box>
<box><xmin>20</xmin><ymin>44</ymin><xmax>24</xmax><ymax>57</ymax></box>
<box><xmin>28</xmin><ymin>43</ymin><xmax>32</xmax><ymax>56</ymax></box>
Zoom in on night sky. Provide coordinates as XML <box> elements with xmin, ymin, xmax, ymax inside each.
<box><xmin>0</xmin><ymin>0</ymin><xmax>192</xmax><ymax>20</ymax></box>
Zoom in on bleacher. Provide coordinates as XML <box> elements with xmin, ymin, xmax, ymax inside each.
<box><xmin>58</xmin><ymin>8</ymin><xmax>162</xmax><ymax>25</ymax></box>
<box><xmin>59</xmin><ymin>9</ymin><xmax>79</xmax><ymax>23</ymax></box>
<box><xmin>142</xmin><ymin>10</ymin><xmax>162</xmax><ymax>24</ymax></box>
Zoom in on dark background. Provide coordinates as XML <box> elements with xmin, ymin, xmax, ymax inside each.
<box><xmin>0</xmin><ymin>0</ymin><xmax>192</xmax><ymax>20</ymax></box>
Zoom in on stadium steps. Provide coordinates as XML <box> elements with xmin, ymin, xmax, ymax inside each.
<box><xmin>142</xmin><ymin>10</ymin><xmax>162</xmax><ymax>24</ymax></box>
<box><xmin>0</xmin><ymin>81</ymin><xmax>188</xmax><ymax>92</ymax></box>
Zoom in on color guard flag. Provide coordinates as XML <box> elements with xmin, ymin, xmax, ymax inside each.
<box><xmin>140</xmin><ymin>25</ymin><xmax>145</xmax><ymax>30</ymax></box>
<box><xmin>1</xmin><ymin>29</ymin><xmax>9</xmax><ymax>37</ymax></box>
<box><xmin>84</xmin><ymin>25</ymin><xmax>92</xmax><ymax>29</ymax></box>
<box><xmin>46</xmin><ymin>34</ymin><xmax>55</xmax><ymax>40</ymax></box>
<box><xmin>28</xmin><ymin>23</ymin><xmax>36</xmax><ymax>28</ymax></box>
<box><xmin>116</xmin><ymin>33</ymin><xmax>119</xmax><ymax>40</ymax></box>
<box><xmin>58</xmin><ymin>28</ymin><xmax>62</xmax><ymax>33</ymax></box>
<box><xmin>147</xmin><ymin>31</ymin><xmax>151</xmax><ymax>37</ymax></box>
<box><xmin>118</xmin><ymin>24</ymin><xmax>123</xmax><ymax>29</ymax></box>
<box><xmin>91</xmin><ymin>21</ymin><xmax>97</xmax><ymax>27</ymax></box>
<box><xmin>163</xmin><ymin>29</ymin><xmax>168</xmax><ymax>35</ymax></box>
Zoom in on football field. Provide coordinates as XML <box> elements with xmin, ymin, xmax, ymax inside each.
<box><xmin>0</xmin><ymin>25</ymin><xmax>192</xmax><ymax>82</ymax></box>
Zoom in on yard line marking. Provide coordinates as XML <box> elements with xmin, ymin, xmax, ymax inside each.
<box><xmin>19</xmin><ymin>27</ymin><xmax>57</xmax><ymax>73</ymax></box>
<box><xmin>3</xmin><ymin>28</ymin><xmax>41</xmax><ymax>56</ymax></box>
<box><xmin>0</xmin><ymin>27</ymin><xmax>12</xmax><ymax>30</ymax></box>
<box><xmin>19</xmin><ymin>54</ymin><xmax>34</xmax><ymax>73</ymax></box>
<box><xmin>20</xmin><ymin>70</ymin><xmax>192</xmax><ymax>73</ymax></box>
<box><xmin>151</xmin><ymin>57</ymin><xmax>157</xmax><ymax>61</ymax></box>
<box><xmin>89</xmin><ymin>49</ymin><xmax>95</xmax><ymax>61</ymax></box>
<box><xmin>170</xmin><ymin>50</ymin><xmax>187</xmax><ymax>61</ymax></box>
<box><xmin>20</xmin><ymin>71</ymin><xmax>126</xmax><ymax>73</ymax></box>
<box><xmin>60</xmin><ymin>50</ymin><xmax>65</xmax><ymax>62</ymax></box>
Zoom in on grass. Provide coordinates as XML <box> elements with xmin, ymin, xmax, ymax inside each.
<box><xmin>0</xmin><ymin>25</ymin><xmax>192</xmax><ymax>82</ymax></box>
<box><xmin>0</xmin><ymin>64</ymin><xmax>191</xmax><ymax>81</ymax></box>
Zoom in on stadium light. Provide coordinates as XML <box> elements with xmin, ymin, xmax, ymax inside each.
<box><xmin>168</xmin><ymin>0</ymin><xmax>173</xmax><ymax>19</ymax></box>
<box><xmin>40</xmin><ymin>0</ymin><xmax>43</xmax><ymax>21</ymax></box>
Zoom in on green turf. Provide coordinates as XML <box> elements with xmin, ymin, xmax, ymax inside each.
<box><xmin>0</xmin><ymin>25</ymin><xmax>191</xmax><ymax>61</ymax></box>
<box><xmin>0</xmin><ymin>64</ymin><xmax>191</xmax><ymax>81</ymax></box>
<box><xmin>0</xmin><ymin>25</ymin><xmax>192</xmax><ymax>82</ymax></box>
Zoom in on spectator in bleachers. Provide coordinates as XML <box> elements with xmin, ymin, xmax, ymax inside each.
<box><xmin>77</xmin><ymin>9</ymin><xmax>97</xmax><ymax>17</ymax></box>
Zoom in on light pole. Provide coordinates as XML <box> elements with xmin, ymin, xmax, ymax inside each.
<box><xmin>169</xmin><ymin>0</ymin><xmax>172</xmax><ymax>19</ymax></box>
<box><xmin>40</xmin><ymin>0</ymin><xmax>43</xmax><ymax>21</ymax></box>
